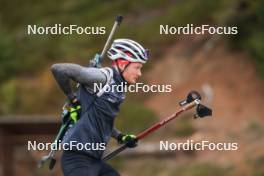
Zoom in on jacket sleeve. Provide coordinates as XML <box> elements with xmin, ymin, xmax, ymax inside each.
<box><xmin>51</xmin><ymin>63</ymin><xmax>107</xmax><ymax>101</ymax></box>
<box><xmin>111</xmin><ymin>127</ymin><xmax>122</xmax><ymax>140</ymax></box>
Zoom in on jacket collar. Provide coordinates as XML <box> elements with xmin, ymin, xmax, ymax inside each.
<box><xmin>112</xmin><ymin>67</ymin><xmax>127</xmax><ymax>85</ymax></box>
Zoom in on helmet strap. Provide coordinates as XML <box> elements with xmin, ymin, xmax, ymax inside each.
<box><xmin>121</xmin><ymin>62</ymin><xmax>131</xmax><ymax>74</ymax></box>
<box><xmin>115</xmin><ymin>60</ymin><xmax>131</xmax><ymax>82</ymax></box>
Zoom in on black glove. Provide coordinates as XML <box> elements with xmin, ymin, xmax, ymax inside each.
<box><xmin>117</xmin><ymin>134</ymin><xmax>138</xmax><ymax>148</ymax></box>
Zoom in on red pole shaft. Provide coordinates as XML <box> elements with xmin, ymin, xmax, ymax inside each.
<box><xmin>136</xmin><ymin>109</ymin><xmax>183</xmax><ymax>140</ymax></box>
<box><xmin>136</xmin><ymin>101</ymin><xmax>197</xmax><ymax>140</ymax></box>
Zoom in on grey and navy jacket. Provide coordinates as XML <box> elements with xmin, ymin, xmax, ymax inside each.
<box><xmin>51</xmin><ymin>63</ymin><xmax>125</xmax><ymax>159</ymax></box>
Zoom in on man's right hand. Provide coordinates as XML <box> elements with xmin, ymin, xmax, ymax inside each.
<box><xmin>117</xmin><ymin>134</ymin><xmax>138</xmax><ymax>148</ymax></box>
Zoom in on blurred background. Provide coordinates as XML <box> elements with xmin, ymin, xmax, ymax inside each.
<box><xmin>0</xmin><ymin>0</ymin><xmax>264</xmax><ymax>175</ymax></box>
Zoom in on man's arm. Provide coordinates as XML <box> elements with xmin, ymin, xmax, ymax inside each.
<box><xmin>111</xmin><ymin>127</ymin><xmax>122</xmax><ymax>140</ymax></box>
<box><xmin>51</xmin><ymin>63</ymin><xmax>107</xmax><ymax>101</ymax></box>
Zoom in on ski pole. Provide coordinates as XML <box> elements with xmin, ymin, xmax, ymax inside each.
<box><xmin>103</xmin><ymin>91</ymin><xmax>212</xmax><ymax>161</ymax></box>
<box><xmin>89</xmin><ymin>15</ymin><xmax>123</xmax><ymax>68</ymax></box>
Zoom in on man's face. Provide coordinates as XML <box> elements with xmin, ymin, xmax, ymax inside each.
<box><xmin>121</xmin><ymin>62</ymin><xmax>143</xmax><ymax>84</ymax></box>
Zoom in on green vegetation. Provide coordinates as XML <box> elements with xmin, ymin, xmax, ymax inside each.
<box><xmin>0</xmin><ymin>31</ymin><xmax>18</xmax><ymax>81</ymax></box>
<box><xmin>115</xmin><ymin>100</ymin><xmax>158</xmax><ymax>134</ymax></box>
<box><xmin>111</xmin><ymin>158</ymin><xmax>234</xmax><ymax>176</ymax></box>
<box><xmin>171</xmin><ymin>114</ymin><xmax>196</xmax><ymax>137</ymax></box>
<box><xmin>0</xmin><ymin>0</ymin><xmax>263</xmax><ymax>114</ymax></box>
<box><xmin>0</xmin><ymin>79</ymin><xmax>17</xmax><ymax>114</ymax></box>
<box><xmin>246</xmin><ymin>155</ymin><xmax>264</xmax><ymax>176</ymax></box>
<box><xmin>251</xmin><ymin>155</ymin><xmax>264</xmax><ymax>176</ymax></box>
<box><xmin>226</xmin><ymin>1</ymin><xmax>264</xmax><ymax>79</ymax></box>
<box><xmin>244</xmin><ymin>119</ymin><xmax>264</xmax><ymax>139</ymax></box>
<box><xmin>170</xmin><ymin>162</ymin><xmax>233</xmax><ymax>176</ymax></box>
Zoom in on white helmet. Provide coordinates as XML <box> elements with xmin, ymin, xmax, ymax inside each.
<box><xmin>107</xmin><ymin>39</ymin><xmax>149</xmax><ymax>63</ymax></box>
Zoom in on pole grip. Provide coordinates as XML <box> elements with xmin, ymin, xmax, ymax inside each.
<box><xmin>183</xmin><ymin>101</ymin><xmax>197</xmax><ymax>111</ymax></box>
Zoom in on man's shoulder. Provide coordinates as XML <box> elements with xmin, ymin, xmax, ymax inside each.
<box><xmin>99</xmin><ymin>67</ymin><xmax>114</xmax><ymax>79</ymax></box>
